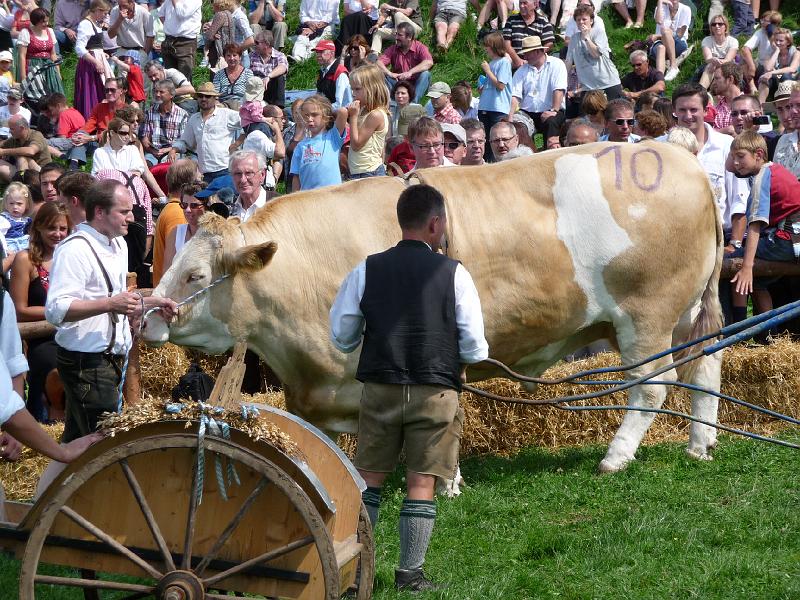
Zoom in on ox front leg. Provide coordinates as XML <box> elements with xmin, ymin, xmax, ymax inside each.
<box><xmin>599</xmin><ymin>360</ymin><xmax>678</xmax><ymax>473</ymax></box>
<box><xmin>685</xmin><ymin>351</ymin><xmax>722</xmax><ymax>461</ymax></box>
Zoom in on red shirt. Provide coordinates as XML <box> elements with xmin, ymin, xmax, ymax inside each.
<box><xmin>127</xmin><ymin>65</ymin><xmax>146</xmax><ymax>103</ymax></box>
<box><xmin>83</xmin><ymin>99</ymin><xmax>126</xmax><ymax>135</ymax></box>
<box><xmin>434</xmin><ymin>103</ymin><xmax>461</xmax><ymax>125</ymax></box>
<box><xmin>57</xmin><ymin>107</ymin><xmax>86</xmax><ymax>138</ymax></box>
<box><xmin>379</xmin><ymin>40</ymin><xmax>432</xmax><ymax>84</ymax></box>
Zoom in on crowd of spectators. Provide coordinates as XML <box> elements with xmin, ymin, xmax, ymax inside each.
<box><xmin>0</xmin><ymin>0</ymin><xmax>797</xmax><ymax>430</ymax></box>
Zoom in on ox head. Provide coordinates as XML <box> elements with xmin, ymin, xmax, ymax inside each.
<box><xmin>143</xmin><ymin>213</ymin><xmax>277</xmax><ymax>354</ymax></box>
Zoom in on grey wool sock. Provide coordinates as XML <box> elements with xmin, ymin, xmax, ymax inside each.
<box><xmin>398</xmin><ymin>498</ymin><xmax>437</xmax><ymax>571</ymax></box>
<box><xmin>362</xmin><ymin>486</ymin><xmax>382</xmax><ymax>526</ymax></box>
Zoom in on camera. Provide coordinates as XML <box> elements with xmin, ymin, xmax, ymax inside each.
<box><xmin>752</xmin><ymin>115</ymin><xmax>770</xmax><ymax>125</ymax></box>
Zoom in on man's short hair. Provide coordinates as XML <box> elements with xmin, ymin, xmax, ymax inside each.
<box><xmin>396</xmin><ymin>21</ymin><xmax>416</xmax><ymax>39</ymax></box>
<box><xmin>489</xmin><ymin>120</ymin><xmax>515</xmax><ymax>139</ymax></box>
<box><xmin>672</xmin><ymin>83</ymin><xmax>709</xmax><ymax>109</ymax></box>
<box><xmin>460</xmin><ymin>118</ymin><xmax>483</xmax><ymax>135</ymax></box>
<box><xmin>8</xmin><ymin>114</ymin><xmax>29</xmax><ymax>128</ymax></box>
<box><xmin>40</xmin><ymin>162</ymin><xmax>65</xmax><ymax>182</ymax></box>
<box><xmin>731</xmin><ymin>94</ymin><xmax>761</xmax><ymax>112</ymax></box>
<box><xmin>566</xmin><ymin>118</ymin><xmax>598</xmax><ymax>144</ymax></box>
<box><xmin>731</xmin><ymin>129</ymin><xmax>768</xmax><ymax>157</ymax></box>
<box><xmin>718</xmin><ymin>62</ymin><xmax>744</xmax><ymax>89</ymax></box>
<box><xmin>604</xmin><ymin>97</ymin><xmax>634</xmax><ymax>120</ymax></box>
<box><xmin>145</xmin><ymin>59</ymin><xmax>165</xmax><ymax>73</ymax></box>
<box><xmin>629</xmin><ymin>49</ymin><xmax>648</xmax><ymax>63</ymax></box>
<box><xmin>46</xmin><ymin>93</ymin><xmax>68</xmax><ymax>108</ymax></box>
<box><xmin>229</xmin><ymin>149</ymin><xmax>267</xmax><ymax>171</ymax></box>
<box><xmin>154</xmin><ymin>79</ymin><xmax>176</xmax><ymax>95</ymax></box>
<box><xmin>85</xmin><ymin>179</ymin><xmax>125</xmax><ymax>221</ymax></box>
<box><xmin>408</xmin><ymin>116</ymin><xmax>442</xmax><ymax>144</ymax></box>
<box><xmin>397</xmin><ymin>183</ymin><xmax>445</xmax><ymax>230</ymax></box>
<box><xmin>255</xmin><ymin>29</ymin><xmax>274</xmax><ymax>46</ymax></box>
<box><xmin>56</xmin><ymin>171</ymin><xmax>94</xmax><ymax>207</ymax></box>
<box><xmin>166</xmin><ymin>159</ymin><xmax>200</xmax><ymax>195</ymax></box>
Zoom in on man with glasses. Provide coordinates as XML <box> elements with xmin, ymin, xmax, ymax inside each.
<box><xmin>441</xmin><ymin>123</ymin><xmax>466</xmax><ymax>165</ymax></box>
<box><xmin>409</xmin><ymin>116</ymin><xmax>454</xmax><ymax>170</ymax></box>
<box><xmin>143</xmin><ymin>80</ymin><xmax>188</xmax><ymax>166</ymax></box>
<box><xmin>250</xmin><ymin>30</ymin><xmax>289</xmax><ymax>107</ymax></box>
<box><xmin>488</xmin><ymin>120</ymin><xmax>518</xmax><ymax>162</ymax></box>
<box><xmin>71</xmin><ymin>78</ymin><xmax>128</xmax><ymax>149</ymax></box>
<box><xmin>229</xmin><ymin>149</ymin><xmax>271</xmax><ymax>221</ymax></box>
<box><xmin>510</xmin><ymin>35</ymin><xmax>566</xmax><ymax>151</ymax></box>
<box><xmin>170</xmin><ymin>82</ymin><xmax>242</xmax><ymax>182</ymax></box>
<box><xmin>145</xmin><ymin>61</ymin><xmax>198</xmax><ymax>114</ymax></box>
<box><xmin>710</xmin><ymin>63</ymin><xmax>743</xmax><ymax>136</ymax></box>
<box><xmin>460</xmin><ymin>118</ymin><xmax>485</xmax><ymax>166</ymax></box>
<box><xmin>600</xmin><ymin>98</ymin><xmax>639</xmax><ymax>143</ymax></box>
<box><xmin>621</xmin><ymin>49</ymin><xmax>665</xmax><ymax>102</ymax></box>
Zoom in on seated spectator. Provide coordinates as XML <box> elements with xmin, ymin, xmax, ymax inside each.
<box><xmin>54</xmin><ymin>0</ymin><xmax>87</xmax><ymax>54</ymax></box>
<box><xmin>337</xmin><ymin>0</ymin><xmax>379</xmax><ymax>55</ymax></box>
<box><xmin>428</xmin><ymin>82</ymin><xmax>461</xmax><ymax>125</ymax></box>
<box><xmin>565</xmin><ymin>5</ymin><xmax>622</xmax><ymax>101</ymax></box>
<box><xmin>213</xmin><ymin>44</ymin><xmax>254</xmax><ymax>110</ymax></box>
<box><xmin>564</xmin><ymin>117</ymin><xmax>599</xmax><ymax>146</ymax></box>
<box><xmin>633</xmin><ymin>109</ymin><xmax>668</xmax><ymax>139</ymax></box>
<box><xmin>161</xmin><ymin>181</ymin><xmax>211</xmax><ymax>275</ymax></box>
<box><xmin>38</xmin><ymin>162</ymin><xmax>64</xmax><ymax>206</ymax></box>
<box><xmin>648</xmin><ymin>0</ymin><xmax>692</xmax><ymax>82</ymax></box>
<box><xmin>142</xmin><ymin>80</ymin><xmax>188</xmax><ymax>165</ymax></box>
<box><xmin>442</xmin><ymin>122</ymin><xmax>466</xmax><ymax>164</ymax></box>
<box><xmin>249</xmin><ymin>0</ymin><xmax>288</xmax><ymax>50</ymax></box>
<box><xmin>451</xmin><ymin>81</ymin><xmax>478</xmax><ymax>120</ymax></box>
<box><xmin>386</xmin><ymin>103</ymin><xmax>426</xmax><ymax>174</ymax></box>
<box><xmin>740</xmin><ymin>10</ymin><xmax>781</xmax><ymax>95</ymax></box>
<box><xmin>409</xmin><ymin>115</ymin><xmax>452</xmax><ymax>169</ymax></box>
<box><xmin>600</xmin><ymin>98</ymin><xmax>639</xmax><ymax>142</ymax></box>
<box><xmin>773</xmin><ymin>82</ymin><xmax>799</xmax><ymax>179</ymax></box>
<box><xmin>91</xmin><ymin>117</ymin><xmax>145</xmax><ymax>176</ymax></box>
<box><xmin>757</xmin><ymin>28</ymin><xmax>799</xmax><ymax>105</ymax></box>
<box><xmin>621</xmin><ymin>50</ymin><xmax>665</xmax><ymax>102</ymax></box>
<box><xmin>0</xmin><ymin>183</ymin><xmax>32</xmax><ymax>255</ymax></box>
<box><xmin>290</xmin><ymin>94</ymin><xmax>348</xmax><ymax>191</ymax></box>
<box><xmin>477</xmin><ymin>0</ymin><xmax>517</xmax><ymax>35</ymax></box>
<box><xmin>432</xmin><ymin>0</ymin><xmax>466</xmax><ymax>51</ymax></box>
<box><xmin>698</xmin><ymin>15</ymin><xmax>739</xmax><ymax>90</ymax></box>
<box><xmin>9</xmin><ymin>202</ymin><xmax>70</xmax><ymax>422</ymax></box>
<box><xmin>711</xmin><ymin>63</ymin><xmax>743</xmax><ymax>136</ymax></box>
<box><xmin>370</xmin><ymin>0</ymin><xmax>422</xmax><ymax>55</ymax></box>
<box><xmin>510</xmin><ymin>111</ymin><xmax>537</xmax><ymax>152</ymax></box>
<box><xmin>290</xmin><ymin>0</ymin><xmax>340</xmax><ymax>62</ymax></box>
<box><xmin>580</xmin><ymin>90</ymin><xmax>606</xmax><ymax>132</ymax></box>
<box><xmin>315</xmin><ymin>39</ymin><xmax>352</xmax><ymax>110</ymax></box>
<box><xmin>17</xmin><ymin>8</ymin><xmax>63</xmax><ymax>97</ymax></box>
<box><xmin>0</xmin><ymin>88</ymin><xmax>31</xmax><ymax>124</ymax></box>
<box><xmin>343</xmin><ymin>34</ymin><xmax>370</xmax><ymax>71</ymax></box>
<box><xmin>653</xmin><ymin>96</ymin><xmax>675</xmax><ymax>130</ymax></box>
<box><xmin>389</xmin><ymin>80</ymin><xmax>419</xmax><ymax>135</ymax></box>
<box><xmin>145</xmin><ymin>60</ymin><xmax>198</xmax><ymax>114</ymax></box>
<box><xmin>44</xmin><ymin>93</ymin><xmax>87</xmax><ymax>169</ymax></box>
<box><xmin>511</xmin><ymin>35</ymin><xmax>567</xmax><ymax>150</ymax></box>
<box><xmin>250</xmin><ymin>29</ymin><xmax>288</xmax><ymax>107</ymax></box>
<box><xmin>73</xmin><ymin>0</ymin><xmax>114</xmax><ymax>119</ymax></box>
<box><xmin>377</xmin><ymin>22</ymin><xmax>433</xmax><ymax>103</ymax></box>
<box><xmin>607</xmin><ymin>0</ymin><xmax>646</xmax><ymax>30</ymax></box>
<box><xmin>503</xmin><ymin>0</ymin><xmax>554</xmax><ymax>70</ymax></box>
<box><xmin>71</xmin><ymin>76</ymin><xmax>128</xmax><ymax>148</ymax></box>
<box><xmin>488</xmin><ymin>119</ymin><xmax>518</xmax><ymax>161</ymax></box>
<box><xmin>0</xmin><ymin>115</ymin><xmax>51</xmax><ymax>182</ymax></box>
<box><xmin>460</xmin><ymin>117</ymin><xmax>486</xmax><ymax>165</ymax></box>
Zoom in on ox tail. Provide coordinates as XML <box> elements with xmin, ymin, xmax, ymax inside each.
<box><xmin>674</xmin><ymin>209</ymin><xmax>725</xmax><ymax>383</ymax></box>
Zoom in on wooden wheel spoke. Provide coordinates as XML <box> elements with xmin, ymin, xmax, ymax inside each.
<box><xmin>59</xmin><ymin>505</ymin><xmax>163</xmax><ymax>580</ymax></box>
<box><xmin>195</xmin><ymin>476</ymin><xmax>269</xmax><ymax>577</ymax></box>
<box><xmin>33</xmin><ymin>574</ymin><xmax>154</xmax><ymax>593</ymax></box>
<box><xmin>119</xmin><ymin>459</ymin><xmax>177</xmax><ymax>572</ymax></box>
<box><xmin>182</xmin><ymin>454</ymin><xmax>201</xmax><ymax>570</ymax></box>
<box><xmin>203</xmin><ymin>535</ymin><xmax>315</xmax><ymax>587</ymax></box>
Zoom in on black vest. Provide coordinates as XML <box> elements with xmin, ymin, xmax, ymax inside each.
<box><xmin>316</xmin><ymin>61</ymin><xmax>348</xmax><ymax>104</ymax></box>
<box><xmin>356</xmin><ymin>240</ymin><xmax>462</xmax><ymax>390</ymax></box>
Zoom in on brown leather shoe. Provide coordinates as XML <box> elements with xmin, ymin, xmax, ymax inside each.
<box><xmin>395</xmin><ymin>569</ymin><xmax>441</xmax><ymax>592</ymax></box>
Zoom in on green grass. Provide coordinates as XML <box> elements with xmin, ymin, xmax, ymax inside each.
<box><xmin>2</xmin><ymin>434</ymin><xmax>799</xmax><ymax>598</ymax></box>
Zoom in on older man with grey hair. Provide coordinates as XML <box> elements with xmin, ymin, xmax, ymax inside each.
<box><xmin>565</xmin><ymin>118</ymin><xmax>599</xmax><ymax>147</ymax></box>
<box><xmin>0</xmin><ymin>115</ymin><xmax>52</xmax><ymax>182</ymax></box>
<box><xmin>229</xmin><ymin>150</ymin><xmax>271</xmax><ymax>222</ymax></box>
<box><xmin>143</xmin><ymin>79</ymin><xmax>189</xmax><ymax>165</ymax></box>
<box><xmin>621</xmin><ymin>50</ymin><xmax>665</xmax><ymax>101</ymax></box>
<box><xmin>488</xmin><ymin>120</ymin><xmax>518</xmax><ymax>162</ymax></box>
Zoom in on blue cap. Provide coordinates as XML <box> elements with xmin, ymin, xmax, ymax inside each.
<box><xmin>196</xmin><ymin>175</ymin><xmax>234</xmax><ymax>199</ymax></box>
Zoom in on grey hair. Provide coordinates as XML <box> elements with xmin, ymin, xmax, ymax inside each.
<box><xmin>498</xmin><ymin>145</ymin><xmax>534</xmax><ymax>161</ymax></box>
<box><xmin>145</xmin><ymin>59</ymin><xmax>165</xmax><ymax>73</ymax></box>
<box><xmin>229</xmin><ymin>149</ymin><xmax>267</xmax><ymax>171</ymax></box>
<box><xmin>8</xmin><ymin>114</ymin><xmax>29</xmax><ymax>128</ymax></box>
<box><xmin>489</xmin><ymin>120</ymin><xmax>516</xmax><ymax>139</ymax></box>
<box><xmin>154</xmin><ymin>79</ymin><xmax>176</xmax><ymax>95</ymax></box>
<box><xmin>629</xmin><ymin>49</ymin><xmax>648</xmax><ymax>63</ymax></box>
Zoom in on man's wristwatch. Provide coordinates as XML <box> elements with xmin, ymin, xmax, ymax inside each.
<box><xmin>731</xmin><ymin>240</ymin><xmax>742</xmax><ymax>249</ymax></box>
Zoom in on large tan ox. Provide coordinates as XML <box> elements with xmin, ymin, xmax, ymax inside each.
<box><xmin>144</xmin><ymin>141</ymin><xmax>723</xmax><ymax>472</ymax></box>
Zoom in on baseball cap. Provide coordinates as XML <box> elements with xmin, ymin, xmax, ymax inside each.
<box><xmin>195</xmin><ymin>175</ymin><xmax>235</xmax><ymax>199</ymax></box>
<box><xmin>397</xmin><ymin>104</ymin><xmax>427</xmax><ymax>136</ymax></box>
<box><xmin>7</xmin><ymin>87</ymin><xmax>22</xmax><ymax>100</ymax></box>
<box><xmin>0</xmin><ymin>51</ymin><xmax>12</xmax><ymax>63</ymax></box>
<box><xmin>427</xmin><ymin>82</ymin><xmax>451</xmax><ymax>98</ymax></box>
<box><xmin>314</xmin><ymin>39</ymin><xmax>336</xmax><ymax>52</ymax></box>
<box><xmin>441</xmin><ymin>123</ymin><xmax>466</xmax><ymax>145</ymax></box>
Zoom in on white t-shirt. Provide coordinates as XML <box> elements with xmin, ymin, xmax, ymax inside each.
<box><xmin>0</xmin><ymin>105</ymin><xmax>32</xmax><ymax>125</ymax></box>
<box><xmin>91</xmin><ymin>144</ymin><xmax>146</xmax><ymax>175</ymax></box>
<box><xmin>654</xmin><ymin>2</ymin><xmax>692</xmax><ymax>42</ymax></box>
<box><xmin>701</xmin><ymin>35</ymin><xmax>739</xmax><ymax>60</ymax></box>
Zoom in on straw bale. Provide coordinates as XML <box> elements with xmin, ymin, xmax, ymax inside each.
<box><xmin>0</xmin><ymin>423</ymin><xmax>63</xmax><ymax>501</ymax></box>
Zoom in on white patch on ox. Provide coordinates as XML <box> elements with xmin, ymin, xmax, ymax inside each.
<box><xmin>552</xmin><ymin>154</ymin><xmax>634</xmax><ymax>329</ymax></box>
<box><xmin>628</xmin><ymin>204</ymin><xmax>647</xmax><ymax>220</ymax></box>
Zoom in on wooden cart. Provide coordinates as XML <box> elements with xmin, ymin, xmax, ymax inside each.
<box><xmin>0</xmin><ymin>403</ymin><xmax>374</xmax><ymax>599</ymax></box>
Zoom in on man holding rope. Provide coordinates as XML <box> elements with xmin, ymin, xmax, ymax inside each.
<box><xmin>45</xmin><ymin>180</ymin><xmax>177</xmax><ymax>443</ymax></box>
<box><xmin>330</xmin><ymin>183</ymin><xmax>488</xmax><ymax>592</ymax></box>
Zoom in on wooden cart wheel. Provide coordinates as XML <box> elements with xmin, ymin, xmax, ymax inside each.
<box><xmin>19</xmin><ymin>433</ymin><xmax>341</xmax><ymax>600</ymax></box>
<box><xmin>355</xmin><ymin>503</ymin><xmax>375</xmax><ymax>600</ymax></box>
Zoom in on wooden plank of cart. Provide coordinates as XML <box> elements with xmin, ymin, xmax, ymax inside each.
<box><xmin>0</xmin><ymin>342</ymin><xmax>374</xmax><ymax>599</ymax></box>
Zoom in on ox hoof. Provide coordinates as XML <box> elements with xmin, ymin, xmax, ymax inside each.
<box><xmin>597</xmin><ymin>457</ymin><xmax>633</xmax><ymax>473</ymax></box>
<box><xmin>686</xmin><ymin>447</ymin><xmax>714</xmax><ymax>462</ymax></box>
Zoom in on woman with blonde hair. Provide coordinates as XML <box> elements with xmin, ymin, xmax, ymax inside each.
<box><xmin>757</xmin><ymin>28</ymin><xmax>799</xmax><ymax>104</ymax></box>
<box><xmin>699</xmin><ymin>14</ymin><xmax>739</xmax><ymax>89</ymax></box>
<box><xmin>347</xmin><ymin>64</ymin><xmax>389</xmax><ymax>179</ymax></box>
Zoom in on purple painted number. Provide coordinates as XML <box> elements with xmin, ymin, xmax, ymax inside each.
<box><xmin>593</xmin><ymin>146</ymin><xmax>663</xmax><ymax>192</ymax></box>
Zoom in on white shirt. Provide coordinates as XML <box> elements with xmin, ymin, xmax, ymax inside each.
<box><xmin>654</xmin><ymin>2</ymin><xmax>691</xmax><ymax>42</ymax></box>
<box><xmin>75</xmin><ymin>18</ymin><xmax>105</xmax><ymax>59</ymax></box>
<box><xmin>773</xmin><ymin>131</ymin><xmax>800</xmax><ymax>180</ymax></box>
<box><xmin>231</xmin><ymin>7</ymin><xmax>254</xmax><ymax>45</ymax></box>
<box><xmin>512</xmin><ymin>56</ymin><xmax>568</xmax><ymax>113</ymax></box>
<box><xmin>0</xmin><ymin>347</ymin><xmax>25</xmax><ymax>427</ymax></box>
<box><xmin>330</xmin><ymin>254</ymin><xmax>489</xmax><ymax>363</ymax></box>
<box><xmin>0</xmin><ymin>105</ymin><xmax>32</xmax><ymax>125</ymax></box>
<box><xmin>91</xmin><ymin>144</ymin><xmax>146</xmax><ymax>176</ymax></box>
<box><xmin>1</xmin><ymin>292</ymin><xmax>28</xmax><ymax>378</ymax></box>
<box><xmin>231</xmin><ymin>187</ymin><xmax>268</xmax><ymax>222</ymax></box>
<box><xmin>173</xmin><ymin>107</ymin><xmax>241</xmax><ymax>174</ymax></box>
<box><xmin>46</xmin><ymin>224</ymin><xmax>132</xmax><ymax>355</ymax></box>
<box><xmin>696</xmin><ymin>123</ymin><xmax>747</xmax><ymax>231</ymax></box>
<box><xmin>345</xmin><ymin>0</ymin><xmax>378</xmax><ymax>20</ymax></box>
<box><xmin>109</xmin><ymin>4</ymin><xmax>154</xmax><ymax>48</ymax></box>
<box><xmin>744</xmin><ymin>28</ymin><xmax>774</xmax><ymax>66</ymax></box>
<box><xmin>299</xmin><ymin>0</ymin><xmax>341</xmax><ymax>25</ymax></box>
<box><xmin>159</xmin><ymin>0</ymin><xmax>202</xmax><ymax>39</ymax></box>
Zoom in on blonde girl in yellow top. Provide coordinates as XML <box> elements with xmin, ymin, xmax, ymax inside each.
<box><xmin>347</xmin><ymin>64</ymin><xmax>390</xmax><ymax>179</ymax></box>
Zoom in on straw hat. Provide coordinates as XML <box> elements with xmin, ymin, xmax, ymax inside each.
<box><xmin>517</xmin><ymin>36</ymin><xmax>545</xmax><ymax>55</ymax></box>
<box><xmin>194</xmin><ymin>82</ymin><xmax>221</xmax><ymax>97</ymax></box>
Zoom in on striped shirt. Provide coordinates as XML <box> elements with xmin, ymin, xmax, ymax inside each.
<box><xmin>249</xmin><ymin>47</ymin><xmax>289</xmax><ymax>79</ymax></box>
<box><xmin>502</xmin><ymin>11</ymin><xmax>554</xmax><ymax>53</ymax></box>
<box><xmin>143</xmin><ymin>102</ymin><xmax>188</xmax><ymax>148</ymax></box>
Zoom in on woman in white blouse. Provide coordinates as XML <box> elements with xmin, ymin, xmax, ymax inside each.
<box><xmin>91</xmin><ymin>118</ymin><xmax>146</xmax><ymax>176</ymax></box>
<box><xmin>73</xmin><ymin>0</ymin><xmax>113</xmax><ymax>119</ymax></box>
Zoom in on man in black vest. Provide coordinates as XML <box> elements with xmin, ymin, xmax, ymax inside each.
<box><xmin>314</xmin><ymin>39</ymin><xmax>352</xmax><ymax>109</ymax></box>
<box><xmin>330</xmin><ymin>184</ymin><xmax>488</xmax><ymax>592</ymax></box>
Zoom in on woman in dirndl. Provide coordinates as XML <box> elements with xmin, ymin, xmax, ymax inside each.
<box><xmin>17</xmin><ymin>8</ymin><xmax>63</xmax><ymax>96</ymax></box>
<box><xmin>74</xmin><ymin>0</ymin><xmax>113</xmax><ymax>118</ymax></box>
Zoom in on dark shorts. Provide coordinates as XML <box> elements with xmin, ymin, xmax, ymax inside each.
<box><xmin>727</xmin><ymin>230</ymin><xmax>797</xmax><ymax>290</ymax></box>
<box><xmin>354</xmin><ymin>382</ymin><xmax>463</xmax><ymax>479</ymax></box>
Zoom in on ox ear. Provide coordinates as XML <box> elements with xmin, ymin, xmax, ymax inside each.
<box><xmin>223</xmin><ymin>241</ymin><xmax>278</xmax><ymax>274</ymax></box>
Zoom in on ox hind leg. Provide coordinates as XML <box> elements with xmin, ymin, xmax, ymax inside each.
<box><xmin>598</xmin><ymin>332</ymin><xmax>678</xmax><ymax>473</ymax></box>
<box><xmin>683</xmin><ymin>351</ymin><xmax>723</xmax><ymax>461</ymax></box>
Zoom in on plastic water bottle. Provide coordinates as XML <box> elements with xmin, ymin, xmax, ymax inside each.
<box><xmin>478</xmin><ymin>75</ymin><xmax>487</xmax><ymax>88</ymax></box>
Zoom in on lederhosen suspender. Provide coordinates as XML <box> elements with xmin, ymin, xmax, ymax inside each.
<box><xmin>63</xmin><ymin>234</ymin><xmax>121</xmax><ymax>354</ymax></box>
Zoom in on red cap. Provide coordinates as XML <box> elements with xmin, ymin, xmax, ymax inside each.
<box><xmin>315</xmin><ymin>39</ymin><xmax>336</xmax><ymax>52</ymax></box>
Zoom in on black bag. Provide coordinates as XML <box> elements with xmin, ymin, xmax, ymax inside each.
<box><xmin>171</xmin><ymin>363</ymin><xmax>215</xmax><ymax>403</ymax></box>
